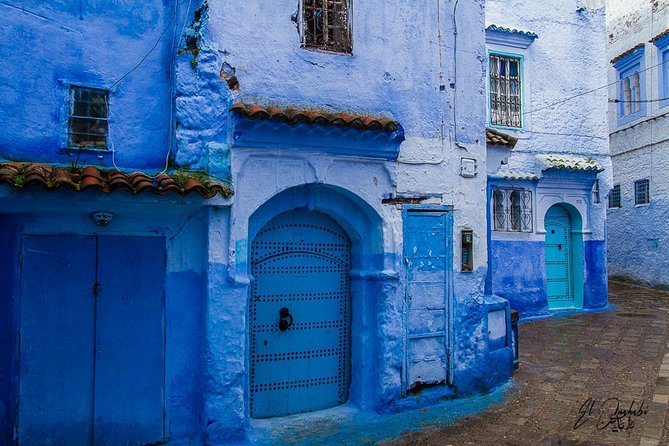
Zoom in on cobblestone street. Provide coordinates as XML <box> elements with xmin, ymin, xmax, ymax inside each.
<box><xmin>386</xmin><ymin>281</ymin><xmax>669</xmax><ymax>446</ymax></box>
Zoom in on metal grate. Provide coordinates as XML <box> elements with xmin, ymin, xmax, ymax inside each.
<box><xmin>634</xmin><ymin>179</ymin><xmax>650</xmax><ymax>205</ymax></box>
<box><xmin>489</xmin><ymin>54</ymin><xmax>522</xmax><ymax>128</ymax></box>
<box><xmin>492</xmin><ymin>188</ymin><xmax>532</xmax><ymax>232</ymax></box>
<box><xmin>608</xmin><ymin>184</ymin><xmax>622</xmax><ymax>208</ymax></box>
<box><xmin>68</xmin><ymin>86</ymin><xmax>108</xmax><ymax>150</ymax></box>
<box><xmin>302</xmin><ymin>0</ymin><xmax>351</xmax><ymax>53</ymax></box>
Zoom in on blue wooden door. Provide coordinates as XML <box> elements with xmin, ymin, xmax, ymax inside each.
<box><xmin>18</xmin><ymin>236</ymin><xmax>165</xmax><ymax>445</ymax></box>
<box><xmin>94</xmin><ymin>236</ymin><xmax>165</xmax><ymax>445</ymax></box>
<box><xmin>403</xmin><ymin>208</ymin><xmax>451</xmax><ymax>392</ymax></box>
<box><xmin>249</xmin><ymin>210</ymin><xmax>351</xmax><ymax>418</ymax></box>
<box><xmin>19</xmin><ymin>236</ymin><xmax>97</xmax><ymax>446</ymax></box>
<box><xmin>545</xmin><ymin>206</ymin><xmax>574</xmax><ymax>309</ymax></box>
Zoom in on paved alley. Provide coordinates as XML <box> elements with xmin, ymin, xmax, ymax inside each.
<box><xmin>386</xmin><ymin>281</ymin><xmax>669</xmax><ymax>446</ymax></box>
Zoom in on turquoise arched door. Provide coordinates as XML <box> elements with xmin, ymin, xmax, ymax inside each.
<box><xmin>249</xmin><ymin>209</ymin><xmax>351</xmax><ymax>418</ymax></box>
<box><xmin>544</xmin><ymin>205</ymin><xmax>575</xmax><ymax>309</ymax></box>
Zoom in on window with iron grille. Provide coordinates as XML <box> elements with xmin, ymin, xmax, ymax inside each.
<box><xmin>608</xmin><ymin>184</ymin><xmax>621</xmax><ymax>208</ymax></box>
<box><xmin>301</xmin><ymin>0</ymin><xmax>351</xmax><ymax>53</ymax></box>
<box><xmin>68</xmin><ymin>86</ymin><xmax>108</xmax><ymax>150</ymax></box>
<box><xmin>634</xmin><ymin>179</ymin><xmax>650</xmax><ymax>205</ymax></box>
<box><xmin>492</xmin><ymin>187</ymin><xmax>532</xmax><ymax>232</ymax></box>
<box><xmin>489</xmin><ymin>53</ymin><xmax>522</xmax><ymax>128</ymax></box>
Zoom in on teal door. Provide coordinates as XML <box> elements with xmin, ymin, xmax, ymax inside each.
<box><xmin>545</xmin><ymin>206</ymin><xmax>574</xmax><ymax>309</ymax></box>
<box><xmin>249</xmin><ymin>210</ymin><xmax>351</xmax><ymax>418</ymax></box>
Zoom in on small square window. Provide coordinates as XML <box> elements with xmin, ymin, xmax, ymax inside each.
<box><xmin>634</xmin><ymin>179</ymin><xmax>650</xmax><ymax>205</ymax></box>
<box><xmin>69</xmin><ymin>86</ymin><xmax>108</xmax><ymax>150</ymax></box>
<box><xmin>301</xmin><ymin>0</ymin><xmax>352</xmax><ymax>53</ymax></box>
<box><xmin>608</xmin><ymin>184</ymin><xmax>621</xmax><ymax>208</ymax></box>
<box><xmin>489</xmin><ymin>54</ymin><xmax>523</xmax><ymax>129</ymax></box>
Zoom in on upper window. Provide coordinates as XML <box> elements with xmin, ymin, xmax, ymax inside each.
<box><xmin>301</xmin><ymin>0</ymin><xmax>351</xmax><ymax>54</ymax></box>
<box><xmin>608</xmin><ymin>184</ymin><xmax>621</xmax><ymax>208</ymax></box>
<box><xmin>612</xmin><ymin>45</ymin><xmax>646</xmax><ymax>126</ymax></box>
<box><xmin>492</xmin><ymin>187</ymin><xmax>532</xmax><ymax>232</ymax></box>
<box><xmin>69</xmin><ymin>86</ymin><xmax>108</xmax><ymax>150</ymax></box>
<box><xmin>489</xmin><ymin>54</ymin><xmax>523</xmax><ymax>129</ymax></box>
<box><xmin>634</xmin><ymin>179</ymin><xmax>650</xmax><ymax>205</ymax></box>
<box><xmin>651</xmin><ymin>31</ymin><xmax>669</xmax><ymax>108</ymax></box>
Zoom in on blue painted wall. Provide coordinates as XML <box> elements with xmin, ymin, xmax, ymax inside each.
<box><xmin>490</xmin><ymin>239</ymin><xmax>609</xmax><ymax>318</ymax></box>
<box><xmin>0</xmin><ymin>0</ymin><xmax>176</xmax><ymax>170</ymax></box>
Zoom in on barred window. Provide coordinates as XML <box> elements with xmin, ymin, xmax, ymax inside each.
<box><xmin>634</xmin><ymin>179</ymin><xmax>650</xmax><ymax>205</ymax></box>
<box><xmin>301</xmin><ymin>0</ymin><xmax>352</xmax><ymax>53</ymax></box>
<box><xmin>608</xmin><ymin>184</ymin><xmax>621</xmax><ymax>208</ymax></box>
<box><xmin>492</xmin><ymin>187</ymin><xmax>532</xmax><ymax>232</ymax></box>
<box><xmin>489</xmin><ymin>54</ymin><xmax>522</xmax><ymax>128</ymax></box>
<box><xmin>69</xmin><ymin>86</ymin><xmax>108</xmax><ymax>150</ymax></box>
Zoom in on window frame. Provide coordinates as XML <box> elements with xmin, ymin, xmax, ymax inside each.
<box><xmin>652</xmin><ymin>33</ymin><xmax>669</xmax><ymax>109</ymax></box>
<box><xmin>613</xmin><ymin>46</ymin><xmax>646</xmax><ymax>126</ymax></box>
<box><xmin>634</xmin><ymin>179</ymin><xmax>650</xmax><ymax>206</ymax></box>
<box><xmin>488</xmin><ymin>51</ymin><xmax>525</xmax><ymax>131</ymax></box>
<box><xmin>608</xmin><ymin>184</ymin><xmax>622</xmax><ymax>209</ymax></box>
<box><xmin>491</xmin><ymin>186</ymin><xmax>533</xmax><ymax>233</ymax></box>
<box><xmin>68</xmin><ymin>86</ymin><xmax>109</xmax><ymax>151</ymax></box>
<box><xmin>300</xmin><ymin>0</ymin><xmax>352</xmax><ymax>54</ymax></box>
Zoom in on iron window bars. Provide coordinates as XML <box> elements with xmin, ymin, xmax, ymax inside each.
<box><xmin>634</xmin><ymin>179</ymin><xmax>650</xmax><ymax>205</ymax></box>
<box><xmin>608</xmin><ymin>184</ymin><xmax>622</xmax><ymax>208</ymax></box>
<box><xmin>302</xmin><ymin>0</ymin><xmax>352</xmax><ymax>53</ymax></box>
<box><xmin>493</xmin><ymin>188</ymin><xmax>533</xmax><ymax>232</ymax></box>
<box><xmin>489</xmin><ymin>54</ymin><xmax>522</xmax><ymax>128</ymax></box>
<box><xmin>69</xmin><ymin>86</ymin><xmax>108</xmax><ymax>150</ymax></box>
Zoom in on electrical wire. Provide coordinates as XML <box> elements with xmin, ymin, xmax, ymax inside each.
<box><xmin>106</xmin><ymin>0</ymin><xmax>195</xmax><ymax>178</ymax></box>
<box><xmin>610</xmin><ymin>97</ymin><xmax>669</xmax><ymax>103</ymax></box>
<box><xmin>522</xmin><ymin>56</ymin><xmax>669</xmax><ymax>116</ymax></box>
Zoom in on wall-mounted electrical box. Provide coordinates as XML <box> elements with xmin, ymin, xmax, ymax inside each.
<box><xmin>461</xmin><ymin>229</ymin><xmax>473</xmax><ymax>272</ymax></box>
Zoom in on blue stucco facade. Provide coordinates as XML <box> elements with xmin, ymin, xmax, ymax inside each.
<box><xmin>485</xmin><ymin>1</ymin><xmax>611</xmax><ymax>319</ymax></box>
<box><xmin>0</xmin><ymin>0</ymin><xmax>573</xmax><ymax>444</ymax></box>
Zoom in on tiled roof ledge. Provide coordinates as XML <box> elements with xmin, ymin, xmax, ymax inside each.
<box><xmin>486</xmin><ymin>24</ymin><xmax>538</xmax><ymax>49</ymax></box>
<box><xmin>486</xmin><ymin>128</ymin><xmax>518</xmax><ymax>149</ymax></box>
<box><xmin>0</xmin><ymin>162</ymin><xmax>232</xmax><ymax>198</ymax></box>
<box><xmin>611</xmin><ymin>43</ymin><xmax>644</xmax><ymax>67</ymax></box>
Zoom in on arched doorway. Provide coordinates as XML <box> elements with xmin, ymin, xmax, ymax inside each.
<box><xmin>248</xmin><ymin>209</ymin><xmax>351</xmax><ymax>418</ymax></box>
<box><xmin>544</xmin><ymin>204</ymin><xmax>583</xmax><ymax>309</ymax></box>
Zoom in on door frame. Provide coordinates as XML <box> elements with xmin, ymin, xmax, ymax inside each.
<box><xmin>401</xmin><ymin>205</ymin><xmax>454</xmax><ymax>395</ymax></box>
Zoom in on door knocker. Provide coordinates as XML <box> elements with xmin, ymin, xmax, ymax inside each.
<box><xmin>279</xmin><ymin>307</ymin><xmax>293</xmax><ymax>331</ymax></box>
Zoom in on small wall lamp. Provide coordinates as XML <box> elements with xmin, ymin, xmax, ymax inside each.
<box><xmin>91</xmin><ymin>211</ymin><xmax>114</xmax><ymax>226</ymax></box>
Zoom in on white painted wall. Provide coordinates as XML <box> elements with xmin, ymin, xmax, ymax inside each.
<box><xmin>606</xmin><ymin>0</ymin><xmax>669</xmax><ymax>287</ymax></box>
<box><xmin>486</xmin><ymin>0</ymin><xmax>611</xmax><ymax>242</ymax></box>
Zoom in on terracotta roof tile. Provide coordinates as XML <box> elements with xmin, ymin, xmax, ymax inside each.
<box><xmin>486</xmin><ymin>128</ymin><xmax>518</xmax><ymax>149</ymax></box>
<box><xmin>0</xmin><ymin>162</ymin><xmax>232</xmax><ymax>198</ymax></box>
<box><xmin>611</xmin><ymin>43</ymin><xmax>644</xmax><ymax>65</ymax></box>
<box><xmin>231</xmin><ymin>102</ymin><xmax>400</xmax><ymax>132</ymax></box>
<box><xmin>650</xmin><ymin>29</ymin><xmax>669</xmax><ymax>43</ymax></box>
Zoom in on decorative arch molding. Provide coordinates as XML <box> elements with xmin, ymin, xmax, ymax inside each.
<box><xmin>245</xmin><ymin>183</ymin><xmax>388</xmax><ymax>277</ymax></box>
<box><xmin>536</xmin><ymin>188</ymin><xmax>591</xmax><ymax>235</ymax></box>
